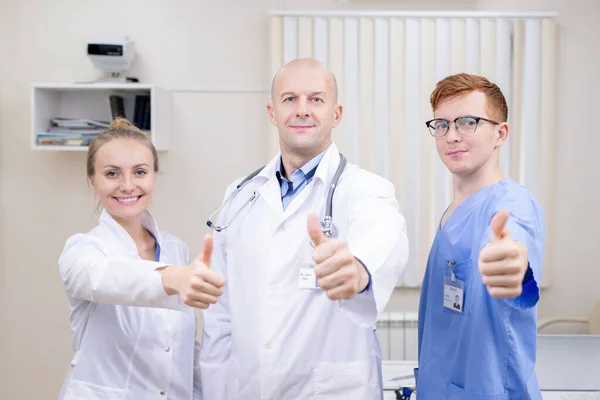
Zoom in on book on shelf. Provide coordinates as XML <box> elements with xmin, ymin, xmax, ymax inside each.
<box><xmin>133</xmin><ymin>94</ymin><xmax>151</xmax><ymax>130</ymax></box>
<box><xmin>36</xmin><ymin>132</ymin><xmax>98</xmax><ymax>146</ymax></box>
<box><xmin>109</xmin><ymin>95</ymin><xmax>126</xmax><ymax>120</ymax></box>
<box><xmin>47</xmin><ymin>127</ymin><xmax>105</xmax><ymax>135</ymax></box>
<box><xmin>36</xmin><ymin>122</ymin><xmax>105</xmax><ymax>147</ymax></box>
<box><xmin>51</xmin><ymin>118</ymin><xmax>111</xmax><ymax>129</ymax></box>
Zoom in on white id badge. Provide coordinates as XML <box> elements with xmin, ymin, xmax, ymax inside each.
<box><xmin>443</xmin><ymin>276</ymin><xmax>464</xmax><ymax>313</ymax></box>
<box><xmin>299</xmin><ymin>268</ymin><xmax>318</xmax><ymax>289</ymax></box>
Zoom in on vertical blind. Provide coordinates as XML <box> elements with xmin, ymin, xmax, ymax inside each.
<box><xmin>270</xmin><ymin>11</ymin><xmax>558</xmax><ymax>286</ymax></box>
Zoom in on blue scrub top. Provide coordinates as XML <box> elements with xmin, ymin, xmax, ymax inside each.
<box><xmin>417</xmin><ymin>178</ymin><xmax>546</xmax><ymax>399</ymax></box>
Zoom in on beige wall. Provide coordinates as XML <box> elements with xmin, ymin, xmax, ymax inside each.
<box><xmin>0</xmin><ymin>0</ymin><xmax>13</xmax><ymax>394</ymax></box>
<box><xmin>1</xmin><ymin>0</ymin><xmax>598</xmax><ymax>398</ymax></box>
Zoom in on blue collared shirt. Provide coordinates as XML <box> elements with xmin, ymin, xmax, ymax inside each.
<box><xmin>275</xmin><ymin>148</ymin><xmax>327</xmax><ymax>210</ymax></box>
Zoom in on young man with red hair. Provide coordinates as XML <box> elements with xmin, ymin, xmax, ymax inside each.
<box><xmin>417</xmin><ymin>73</ymin><xmax>546</xmax><ymax>399</ymax></box>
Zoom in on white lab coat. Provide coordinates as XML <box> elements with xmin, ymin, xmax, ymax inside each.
<box><xmin>58</xmin><ymin>209</ymin><xmax>201</xmax><ymax>400</ymax></box>
<box><xmin>200</xmin><ymin>143</ymin><xmax>409</xmax><ymax>400</ymax></box>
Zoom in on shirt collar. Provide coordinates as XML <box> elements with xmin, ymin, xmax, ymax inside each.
<box><xmin>255</xmin><ymin>141</ymin><xmax>342</xmax><ymax>191</ymax></box>
<box><xmin>275</xmin><ymin>143</ymin><xmax>330</xmax><ymax>184</ymax></box>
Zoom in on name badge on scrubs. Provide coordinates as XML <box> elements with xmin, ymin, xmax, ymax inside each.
<box><xmin>443</xmin><ymin>261</ymin><xmax>464</xmax><ymax>313</ymax></box>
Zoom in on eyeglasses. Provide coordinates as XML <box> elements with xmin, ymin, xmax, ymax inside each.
<box><xmin>425</xmin><ymin>115</ymin><xmax>500</xmax><ymax>137</ymax></box>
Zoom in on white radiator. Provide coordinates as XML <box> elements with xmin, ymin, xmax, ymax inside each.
<box><xmin>376</xmin><ymin>311</ymin><xmax>419</xmax><ymax>361</ymax></box>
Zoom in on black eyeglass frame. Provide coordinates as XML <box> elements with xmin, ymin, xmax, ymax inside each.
<box><xmin>424</xmin><ymin>115</ymin><xmax>500</xmax><ymax>137</ymax></box>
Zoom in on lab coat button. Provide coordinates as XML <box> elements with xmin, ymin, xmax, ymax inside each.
<box><xmin>165</xmin><ymin>346</ymin><xmax>170</xmax><ymax>352</ymax></box>
<box><xmin>160</xmin><ymin>390</ymin><xmax>166</xmax><ymax>395</ymax></box>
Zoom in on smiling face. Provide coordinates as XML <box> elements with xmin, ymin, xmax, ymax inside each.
<box><xmin>89</xmin><ymin>138</ymin><xmax>156</xmax><ymax>224</ymax></box>
<box><xmin>434</xmin><ymin>91</ymin><xmax>508</xmax><ymax>178</ymax></box>
<box><xmin>267</xmin><ymin>59</ymin><xmax>342</xmax><ymax>161</ymax></box>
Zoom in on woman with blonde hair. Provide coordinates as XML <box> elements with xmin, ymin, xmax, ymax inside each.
<box><xmin>58</xmin><ymin>118</ymin><xmax>225</xmax><ymax>399</ymax></box>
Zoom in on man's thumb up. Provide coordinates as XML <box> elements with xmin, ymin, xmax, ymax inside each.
<box><xmin>491</xmin><ymin>209</ymin><xmax>511</xmax><ymax>241</ymax></box>
<box><xmin>196</xmin><ymin>233</ymin><xmax>213</xmax><ymax>267</ymax></box>
<box><xmin>307</xmin><ymin>212</ymin><xmax>327</xmax><ymax>247</ymax></box>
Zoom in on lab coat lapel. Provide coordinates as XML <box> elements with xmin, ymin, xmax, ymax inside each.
<box><xmin>256</xmin><ymin>155</ymin><xmax>285</xmax><ymax>222</ymax></box>
<box><xmin>258</xmin><ymin>177</ymin><xmax>285</xmax><ymax>221</ymax></box>
<box><xmin>141</xmin><ymin>210</ymin><xmax>169</xmax><ymax>264</ymax></box>
<box><xmin>282</xmin><ymin>143</ymin><xmax>342</xmax><ymax>222</ymax></box>
<box><xmin>99</xmin><ymin>209</ymin><xmax>138</xmax><ymax>257</ymax></box>
<box><xmin>256</xmin><ymin>144</ymin><xmax>342</xmax><ymax>226</ymax></box>
<box><xmin>98</xmin><ymin>209</ymin><xmax>168</xmax><ymax>262</ymax></box>
<box><xmin>282</xmin><ymin>179</ymin><xmax>317</xmax><ymax>220</ymax></box>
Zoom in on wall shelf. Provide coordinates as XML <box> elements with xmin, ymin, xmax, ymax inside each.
<box><xmin>30</xmin><ymin>83</ymin><xmax>171</xmax><ymax>151</ymax></box>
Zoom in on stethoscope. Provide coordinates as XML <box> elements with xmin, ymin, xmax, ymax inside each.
<box><xmin>206</xmin><ymin>154</ymin><xmax>347</xmax><ymax>237</ymax></box>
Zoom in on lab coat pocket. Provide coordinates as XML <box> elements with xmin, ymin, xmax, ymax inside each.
<box><xmin>447</xmin><ymin>382</ymin><xmax>509</xmax><ymax>400</ymax></box>
<box><xmin>314</xmin><ymin>358</ymin><xmax>378</xmax><ymax>400</ymax></box>
<box><xmin>442</xmin><ymin>258</ymin><xmax>474</xmax><ymax>316</ymax></box>
<box><xmin>62</xmin><ymin>379</ymin><xmax>127</xmax><ymax>400</ymax></box>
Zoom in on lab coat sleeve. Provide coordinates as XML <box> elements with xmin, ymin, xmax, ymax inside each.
<box><xmin>479</xmin><ymin>192</ymin><xmax>546</xmax><ymax>310</ymax></box>
<box><xmin>338</xmin><ymin>171</ymin><xmax>409</xmax><ymax>327</ymax></box>
<box><xmin>59</xmin><ymin>233</ymin><xmax>186</xmax><ymax>310</ymax></box>
<box><xmin>199</xmin><ymin>187</ymin><xmax>235</xmax><ymax>399</ymax></box>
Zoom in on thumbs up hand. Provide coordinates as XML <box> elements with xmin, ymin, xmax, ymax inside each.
<box><xmin>478</xmin><ymin>209</ymin><xmax>529</xmax><ymax>298</ymax></box>
<box><xmin>307</xmin><ymin>212</ymin><xmax>370</xmax><ymax>300</ymax></box>
<box><xmin>177</xmin><ymin>234</ymin><xmax>226</xmax><ymax>309</ymax></box>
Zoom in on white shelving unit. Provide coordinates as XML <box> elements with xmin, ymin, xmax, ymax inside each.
<box><xmin>30</xmin><ymin>83</ymin><xmax>171</xmax><ymax>151</ymax></box>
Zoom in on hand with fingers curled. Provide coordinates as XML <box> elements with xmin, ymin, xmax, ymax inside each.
<box><xmin>478</xmin><ymin>209</ymin><xmax>529</xmax><ymax>298</ymax></box>
<box><xmin>307</xmin><ymin>212</ymin><xmax>370</xmax><ymax>300</ymax></box>
<box><xmin>160</xmin><ymin>234</ymin><xmax>226</xmax><ymax>309</ymax></box>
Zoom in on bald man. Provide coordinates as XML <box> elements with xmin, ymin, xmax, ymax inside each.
<box><xmin>199</xmin><ymin>58</ymin><xmax>409</xmax><ymax>399</ymax></box>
